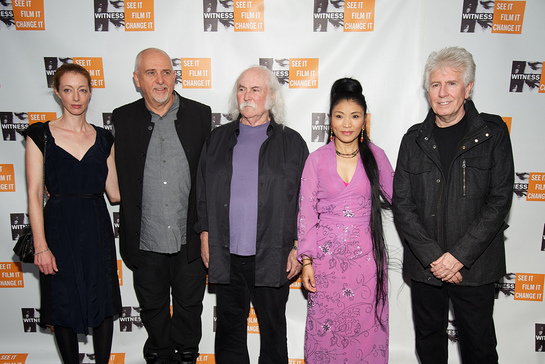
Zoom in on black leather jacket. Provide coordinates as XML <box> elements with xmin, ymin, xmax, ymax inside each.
<box><xmin>195</xmin><ymin>118</ymin><xmax>308</xmax><ymax>287</ymax></box>
<box><xmin>393</xmin><ymin>100</ymin><xmax>514</xmax><ymax>286</ymax></box>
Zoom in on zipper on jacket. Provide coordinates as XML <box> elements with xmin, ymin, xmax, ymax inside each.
<box><xmin>462</xmin><ymin>159</ymin><xmax>466</xmax><ymax>197</ymax></box>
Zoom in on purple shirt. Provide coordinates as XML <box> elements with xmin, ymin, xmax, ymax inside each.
<box><xmin>229</xmin><ymin>122</ymin><xmax>269</xmax><ymax>255</ymax></box>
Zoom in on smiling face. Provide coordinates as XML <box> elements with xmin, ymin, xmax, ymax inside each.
<box><xmin>133</xmin><ymin>49</ymin><xmax>175</xmax><ymax>114</ymax></box>
<box><xmin>428</xmin><ymin>66</ymin><xmax>473</xmax><ymax>127</ymax></box>
<box><xmin>54</xmin><ymin>72</ymin><xmax>92</xmax><ymax>117</ymax></box>
<box><xmin>330</xmin><ymin>99</ymin><xmax>366</xmax><ymax>146</ymax></box>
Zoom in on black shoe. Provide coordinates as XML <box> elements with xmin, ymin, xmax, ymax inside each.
<box><xmin>179</xmin><ymin>351</ymin><xmax>198</xmax><ymax>364</ymax></box>
<box><xmin>145</xmin><ymin>352</ymin><xmax>171</xmax><ymax>364</ymax></box>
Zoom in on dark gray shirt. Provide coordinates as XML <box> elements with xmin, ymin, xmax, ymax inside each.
<box><xmin>140</xmin><ymin>96</ymin><xmax>191</xmax><ymax>253</ymax></box>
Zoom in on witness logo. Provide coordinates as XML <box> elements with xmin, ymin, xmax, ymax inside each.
<box><xmin>313</xmin><ymin>0</ymin><xmax>375</xmax><ymax>32</ymax></box>
<box><xmin>509</xmin><ymin>61</ymin><xmax>543</xmax><ymax>93</ymax></box>
<box><xmin>44</xmin><ymin>57</ymin><xmax>106</xmax><ymax>88</ymax></box>
<box><xmin>513</xmin><ymin>172</ymin><xmax>529</xmax><ymax>198</ymax></box>
<box><xmin>537</xmin><ymin>324</ymin><xmax>545</xmax><ymax>352</ymax></box>
<box><xmin>94</xmin><ymin>0</ymin><xmax>125</xmax><ymax>31</ymax></box>
<box><xmin>204</xmin><ymin>0</ymin><xmax>264</xmax><ymax>32</ymax></box>
<box><xmin>10</xmin><ymin>213</ymin><xmax>30</xmax><ymax>241</ymax></box>
<box><xmin>119</xmin><ymin>307</ymin><xmax>143</xmax><ymax>332</ymax></box>
<box><xmin>103</xmin><ymin>113</ymin><xmax>113</xmax><ymax>131</ymax></box>
<box><xmin>495</xmin><ymin>273</ymin><xmax>515</xmax><ymax>299</ymax></box>
<box><xmin>259</xmin><ymin>57</ymin><xmax>319</xmax><ymax>88</ymax></box>
<box><xmin>310</xmin><ymin>113</ymin><xmax>330</xmax><ymax>143</ymax></box>
<box><xmin>1</xmin><ymin>112</ymin><xmax>25</xmax><ymax>142</ymax></box>
<box><xmin>0</xmin><ymin>354</ymin><xmax>28</xmax><ymax>364</ymax></box>
<box><xmin>93</xmin><ymin>0</ymin><xmax>154</xmax><ymax>31</ymax></box>
<box><xmin>21</xmin><ymin>308</ymin><xmax>40</xmax><ymax>332</ymax></box>
<box><xmin>460</xmin><ymin>0</ymin><xmax>525</xmax><ymax>33</ymax></box>
<box><xmin>0</xmin><ymin>4</ymin><xmax>15</xmax><ymax>30</ymax></box>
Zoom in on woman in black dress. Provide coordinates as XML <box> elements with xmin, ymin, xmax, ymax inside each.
<box><xmin>25</xmin><ymin>63</ymin><xmax>121</xmax><ymax>364</ymax></box>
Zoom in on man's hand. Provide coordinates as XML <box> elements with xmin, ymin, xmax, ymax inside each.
<box><xmin>286</xmin><ymin>245</ymin><xmax>302</xmax><ymax>280</ymax></box>
<box><xmin>200</xmin><ymin>231</ymin><xmax>209</xmax><ymax>268</ymax></box>
<box><xmin>430</xmin><ymin>252</ymin><xmax>464</xmax><ymax>282</ymax></box>
<box><xmin>446</xmin><ymin>272</ymin><xmax>463</xmax><ymax>284</ymax></box>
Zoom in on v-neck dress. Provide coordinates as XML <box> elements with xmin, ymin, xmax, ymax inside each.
<box><xmin>25</xmin><ymin>121</ymin><xmax>121</xmax><ymax>334</ymax></box>
<box><xmin>297</xmin><ymin>141</ymin><xmax>394</xmax><ymax>363</ymax></box>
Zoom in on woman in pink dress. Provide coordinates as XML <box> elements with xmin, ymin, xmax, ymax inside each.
<box><xmin>298</xmin><ymin>78</ymin><xmax>394</xmax><ymax>363</ymax></box>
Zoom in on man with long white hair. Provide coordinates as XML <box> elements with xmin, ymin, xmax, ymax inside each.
<box><xmin>195</xmin><ymin>66</ymin><xmax>308</xmax><ymax>363</ymax></box>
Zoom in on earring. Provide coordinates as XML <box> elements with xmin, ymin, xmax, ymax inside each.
<box><xmin>360</xmin><ymin>128</ymin><xmax>365</xmax><ymax>143</ymax></box>
<box><xmin>329</xmin><ymin>127</ymin><xmax>334</xmax><ymax>142</ymax></box>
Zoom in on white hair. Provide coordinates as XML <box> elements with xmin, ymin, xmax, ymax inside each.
<box><xmin>424</xmin><ymin>46</ymin><xmax>476</xmax><ymax>97</ymax></box>
<box><xmin>227</xmin><ymin>66</ymin><xmax>286</xmax><ymax>124</ymax></box>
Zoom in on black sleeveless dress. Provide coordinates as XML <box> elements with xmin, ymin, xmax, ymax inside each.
<box><xmin>25</xmin><ymin>122</ymin><xmax>121</xmax><ymax>334</ymax></box>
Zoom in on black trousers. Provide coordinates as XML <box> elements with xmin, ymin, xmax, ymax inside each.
<box><xmin>133</xmin><ymin>247</ymin><xmax>206</xmax><ymax>359</ymax></box>
<box><xmin>411</xmin><ymin>280</ymin><xmax>498</xmax><ymax>364</ymax></box>
<box><xmin>215</xmin><ymin>254</ymin><xmax>289</xmax><ymax>364</ymax></box>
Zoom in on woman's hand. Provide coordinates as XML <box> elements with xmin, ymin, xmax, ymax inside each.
<box><xmin>34</xmin><ymin>248</ymin><xmax>58</xmax><ymax>275</ymax></box>
<box><xmin>301</xmin><ymin>264</ymin><xmax>317</xmax><ymax>293</ymax></box>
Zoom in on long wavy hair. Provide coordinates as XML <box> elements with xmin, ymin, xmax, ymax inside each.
<box><xmin>327</xmin><ymin>77</ymin><xmax>391</xmax><ymax>328</ymax></box>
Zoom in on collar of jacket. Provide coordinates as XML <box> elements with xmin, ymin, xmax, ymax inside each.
<box><xmin>416</xmin><ymin>100</ymin><xmax>492</xmax><ymax>155</ymax></box>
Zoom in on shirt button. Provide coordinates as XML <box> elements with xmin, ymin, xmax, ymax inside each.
<box><xmin>432</xmin><ymin>145</ymin><xmax>437</xmax><ymax>149</ymax></box>
<box><xmin>148</xmin><ymin>126</ymin><xmax>153</xmax><ymax>131</ymax></box>
<box><xmin>163</xmin><ymin>181</ymin><xmax>168</xmax><ymax>184</ymax></box>
<box><xmin>436</xmin><ymin>179</ymin><xmax>440</xmax><ymax>183</ymax></box>
<box><xmin>485</xmin><ymin>133</ymin><xmax>489</xmax><ymax>137</ymax></box>
<box><xmin>165</xmin><ymin>203</ymin><xmax>169</xmax><ymax>207</ymax></box>
<box><xmin>424</xmin><ymin>137</ymin><xmax>429</xmax><ymax>140</ymax></box>
<box><xmin>167</xmin><ymin>225</ymin><xmax>171</xmax><ymax>229</ymax></box>
<box><xmin>474</xmin><ymin>139</ymin><xmax>479</xmax><ymax>143</ymax></box>
<box><xmin>163</xmin><ymin>160</ymin><xmax>166</xmax><ymax>163</ymax></box>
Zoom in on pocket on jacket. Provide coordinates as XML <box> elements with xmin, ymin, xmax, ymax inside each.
<box><xmin>462</xmin><ymin>156</ymin><xmax>492</xmax><ymax>198</ymax></box>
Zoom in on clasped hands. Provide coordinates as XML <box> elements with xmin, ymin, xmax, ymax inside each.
<box><xmin>430</xmin><ymin>252</ymin><xmax>464</xmax><ymax>284</ymax></box>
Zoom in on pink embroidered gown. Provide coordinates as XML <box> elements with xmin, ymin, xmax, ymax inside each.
<box><xmin>297</xmin><ymin>142</ymin><xmax>394</xmax><ymax>364</ymax></box>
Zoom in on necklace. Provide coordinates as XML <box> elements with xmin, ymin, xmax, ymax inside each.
<box><xmin>335</xmin><ymin>149</ymin><xmax>358</xmax><ymax>158</ymax></box>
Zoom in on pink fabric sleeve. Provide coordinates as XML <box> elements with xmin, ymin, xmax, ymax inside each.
<box><xmin>297</xmin><ymin>153</ymin><xmax>320</xmax><ymax>262</ymax></box>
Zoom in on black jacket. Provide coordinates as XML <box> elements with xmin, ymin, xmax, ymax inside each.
<box><xmin>113</xmin><ymin>92</ymin><xmax>211</xmax><ymax>270</ymax></box>
<box><xmin>195</xmin><ymin>118</ymin><xmax>308</xmax><ymax>287</ymax></box>
<box><xmin>392</xmin><ymin>100</ymin><xmax>514</xmax><ymax>286</ymax></box>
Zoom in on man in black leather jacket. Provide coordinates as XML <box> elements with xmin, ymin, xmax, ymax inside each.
<box><xmin>393</xmin><ymin>47</ymin><xmax>514</xmax><ymax>364</ymax></box>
